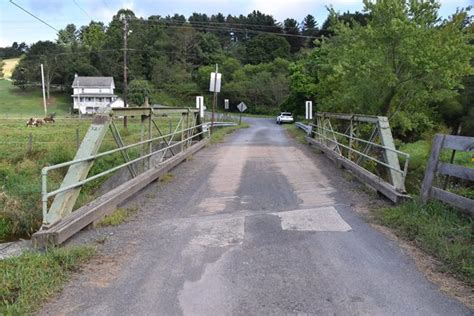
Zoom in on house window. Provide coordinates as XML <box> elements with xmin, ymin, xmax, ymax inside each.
<box><xmin>80</xmin><ymin>97</ymin><xmax>84</xmax><ymax>102</ymax></box>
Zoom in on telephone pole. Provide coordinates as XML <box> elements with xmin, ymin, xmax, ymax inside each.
<box><xmin>122</xmin><ymin>14</ymin><xmax>128</xmax><ymax>128</ymax></box>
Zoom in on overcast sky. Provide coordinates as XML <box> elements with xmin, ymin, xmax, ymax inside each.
<box><xmin>0</xmin><ymin>0</ymin><xmax>471</xmax><ymax>47</ymax></box>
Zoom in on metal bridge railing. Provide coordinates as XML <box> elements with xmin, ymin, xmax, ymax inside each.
<box><xmin>41</xmin><ymin>117</ymin><xmax>208</xmax><ymax>226</ymax></box>
<box><xmin>298</xmin><ymin>112</ymin><xmax>410</xmax><ymax>201</ymax></box>
<box><xmin>309</xmin><ymin>123</ymin><xmax>410</xmax><ymax>179</ymax></box>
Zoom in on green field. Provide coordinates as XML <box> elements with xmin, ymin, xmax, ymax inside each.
<box><xmin>0</xmin><ymin>114</ymin><xmax>186</xmax><ymax>241</ymax></box>
<box><xmin>0</xmin><ymin>80</ymin><xmax>70</xmax><ymax>117</ymax></box>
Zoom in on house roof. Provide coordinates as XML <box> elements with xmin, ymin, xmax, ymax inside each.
<box><xmin>72</xmin><ymin>76</ymin><xmax>114</xmax><ymax>87</ymax></box>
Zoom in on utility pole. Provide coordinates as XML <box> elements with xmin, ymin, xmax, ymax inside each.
<box><xmin>40</xmin><ymin>64</ymin><xmax>47</xmax><ymax>116</ymax></box>
<box><xmin>122</xmin><ymin>14</ymin><xmax>128</xmax><ymax>128</ymax></box>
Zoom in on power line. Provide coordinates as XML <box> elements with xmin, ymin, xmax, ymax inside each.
<box><xmin>136</xmin><ymin>19</ymin><xmax>319</xmax><ymax>39</ymax></box>
<box><xmin>9</xmin><ymin>0</ymin><xmax>60</xmax><ymax>33</ymax></box>
<box><xmin>72</xmin><ymin>0</ymin><xmax>93</xmax><ymax>20</ymax></box>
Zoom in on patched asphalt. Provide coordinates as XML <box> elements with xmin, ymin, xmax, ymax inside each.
<box><xmin>40</xmin><ymin>118</ymin><xmax>471</xmax><ymax>315</ymax></box>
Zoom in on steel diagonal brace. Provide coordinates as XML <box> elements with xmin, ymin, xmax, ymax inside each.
<box><xmin>43</xmin><ymin>113</ymin><xmax>111</xmax><ymax>227</ymax></box>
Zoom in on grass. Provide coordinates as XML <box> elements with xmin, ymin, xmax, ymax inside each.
<box><xmin>0</xmin><ymin>245</ymin><xmax>95</xmax><ymax>315</ymax></box>
<box><xmin>1</xmin><ymin>58</ymin><xmax>20</xmax><ymax>79</ymax></box>
<box><xmin>375</xmin><ymin>200</ymin><xmax>473</xmax><ymax>285</ymax></box>
<box><xmin>159</xmin><ymin>172</ymin><xmax>174</xmax><ymax>184</ymax></box>
<box><xmin>399</xmin><ymin>140</ymin><xmax>473</xmax><ymax>194</ymax></box>
<box><xmin>96</xmin><ymin>206</ymin><xmax>138</xmax><ymax>227</ymax></box>
<box><xmin>0</xmin><ymin>114</ymin><xmax>181</xmax><ymax>242</ymax></box>
<box><xmin>283</xmin><ymin>123</ymin><xmax>307</xmax><ymax>144</ymax></box>
<box><xmin>0</xmin><ymin>80</ymin><xmax>71</xmax><ymax>117</ymax></box>
<box><xmin>210</xmin><ymin>122</ymin><xmax>249</xmax><ymax>144</ymax></box>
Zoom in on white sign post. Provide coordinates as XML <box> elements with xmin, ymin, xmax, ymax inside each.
<box><xmin>209</xmin><ymin>72</ymin><xmax>221</xmax><ymax>93</ymax></box>
<box><xmin>237</xmin><ymin>101</ymin><xmax>247</xmax><ymax>125</ymax></box>
<box><xmin>196</xmin><ymin>96</ymin><xmax>205</xmax><ymax>119</ymax></box>
<box><xmin>305</xmin><ymin>101</ymin><xmax>313</xmax><ymax>120</ymax></box>
<box><xmin>209</xmin><ymin>64</ymin><xmax>221</xmax><ymax>132</ymax></box>
<box><xmin>224</xmin><ymin>99</ymin><xmax>229</xmax><ymax>110</ymax></box>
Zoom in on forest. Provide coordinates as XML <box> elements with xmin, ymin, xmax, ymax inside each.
<box><xmin>6</xmin><ymin>0</ymin><xmax>474</xmax><ymax>141</ymax></box>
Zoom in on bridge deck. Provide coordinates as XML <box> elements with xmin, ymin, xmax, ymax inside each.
<box><xmin>40</xmin><ymin>118</ymin><xmax>469</xmax><ymax>315</ymax></box>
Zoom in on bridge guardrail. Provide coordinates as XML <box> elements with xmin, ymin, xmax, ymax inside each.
<box><xmin>300</xmin><ymin>113</ymin><xmax>410</xmax><ymax>203</ymax></box>
<box><xmin>41</xmin><ymin>124</ymin><xmax>208</xmax><ymax>225</ymax></box>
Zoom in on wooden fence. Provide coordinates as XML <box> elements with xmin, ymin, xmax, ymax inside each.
<box><xmin>420</xmin><ymin>134</ymin><xmax>474</xmax><ymax>216</ymax></box>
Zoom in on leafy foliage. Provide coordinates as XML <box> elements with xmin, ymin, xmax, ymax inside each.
<box><xmin>128</xmin><ymin>79</ymin><xmax>154</xmax><ymax>106</ymax></box>
<box><xmin>291</xmin><ymin>0</ymin><xmax>473</xmax><ymax>139</ymax></box>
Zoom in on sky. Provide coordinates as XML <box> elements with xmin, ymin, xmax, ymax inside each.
<box><xmin>0</xmin><ymin>0</ymin><xmax>472</xmax><ymax>47</ymax></box>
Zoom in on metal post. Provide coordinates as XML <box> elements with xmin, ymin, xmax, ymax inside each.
<box><xmin>378</xmin><ymin>117</ymin><xmax>405</xmax><ymax>192</ymax></box>
<box><xmin>41</xmin><ymin>169</ymin><xmax>48</xmax><ymax>225</ymax></box>
<box><xmin>44</xmin><ymin>113</ymin><xmax>111</xmax><ymax>226</ymax></box>
<box><xmin>181</xmin><ymin>113</ymin><xmax>185</xmax><ymax>153</ymax></box>
<box><xmin>147</xmin><ymin>105</ymin><xmax>152</xmax><ymax>170</ymax></box>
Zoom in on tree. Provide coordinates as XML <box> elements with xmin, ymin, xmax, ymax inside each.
<box><xmin>222</xmin><ymin>58</ymin><xmax>291</xmax><ymax>113</ymax></box>
<box><xmin>0</xmin><ymin>59</ymin><xmax>4</xmax><ymax>78</ymax></box>
<box><xmin>0</xmin><ymin>42</ymin><xmax>28</xmax><ymax>58</ymax></box>
<box><xmin>79</xmin><ymin>22</ymin><xmax>106</xmax><ymax>50</ymax></box>
<box><xmin>284</xmin><ymin>19</ymin><xmax>304</xmax><ymax>53</ymax></box>
<box><xmin>12</xmin><ymin>41</ymin><xmax>65</xmax><ymax>98</ymax></box>
<box><xmin>302</xmin><ymin>14</ymin><xmax>319</xmax><ymax>47</ymax></box>
<box><xmin>128</xmin><ymin>79</ymin><xmax>154</xmax><ymax>106</ymax></box>
<box><xmin>58</xmin><ymin>24</ymin><xmax>79</xmax><ymax>46</ymax></box>
<box><xmin>12</xmin><ymin>66</ymin><xmax>29</xmax><ymax>90</ymax></box>
<box><xmin>305</xmin><ymin>0</ymin><xmax>473</xmax><ymax>139</ymax></box>
<box><xmin>245</xmin><ymin>33</ymin><xmax>290</xmax><ymax>64</ymax></box>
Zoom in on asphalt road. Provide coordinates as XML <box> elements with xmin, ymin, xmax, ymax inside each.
<box><xmin>41</xmin><ymin>118</ymin><xmax>471</xmax><ymax>315</ymax></box>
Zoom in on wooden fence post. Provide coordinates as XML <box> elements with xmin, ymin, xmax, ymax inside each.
<box><xmin>420</xmin><ymin>134</ymin><xmax>445</xmax><ymax>203</ymax></box>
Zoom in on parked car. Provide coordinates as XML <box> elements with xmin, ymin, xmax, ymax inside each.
<box><xmin>276</xmin><ymin>112</ymin><xmax>294</xmax><ymax>124</ymax></box>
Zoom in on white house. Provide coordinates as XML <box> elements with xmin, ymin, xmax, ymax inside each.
<box><xmin>71</xmin><ymin>75</ymin><xmax>124</xmax><ymax>114</ymax></box>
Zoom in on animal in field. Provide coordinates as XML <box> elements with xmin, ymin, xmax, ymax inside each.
<box><xmin>26</xmin><ymin>118</ymin><xmax>45</xmax><ymax>127</ymax></box>
<box><xmin>26</xmin><ymin>118</ymin><xmax>35</xmax><ymax>127</ymax></box>
<box><xmin>43</xmin><ymin>116</ymin><xmax>55</xmax><ymax>123</ymax></box>
<box><xmin>35</xmin><ymin>118</ymin><xmax>44</xmax><ymax>126</ymax></box>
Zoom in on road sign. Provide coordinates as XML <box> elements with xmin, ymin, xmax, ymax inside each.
<box><xmin>196</xmin><ymin>96</ymin><xmax>205</xmax><ymax>118</ymax></box>
<box><xmin>209</xmin><ymin>72</ymin><xmax>222</xmax><ymax>92</ymax></box>
<box><xmin>237</xmin><ymin>102</ymin><xmax>247</xmax><ymax>113</ymax></box>
<box><xmin>224</xmin><ymin>99</ymin><xmax>229</xmax><ymax>110</ymax></box>
<box><xmin>305</xmin><ymin>101</ymin><xmax>313</xmax><ymax>120</ymax></box>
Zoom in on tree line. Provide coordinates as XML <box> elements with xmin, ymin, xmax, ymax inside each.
<box><xmin>8</xmin><ymin>0</ymin><xmax>474</xmax><ymax>139</ymax></box>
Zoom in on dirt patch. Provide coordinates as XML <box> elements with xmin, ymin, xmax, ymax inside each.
<box><xmin>38</xmin><ymin>241</ymin><xmax>137</xmax><ymax>315</ymax></box>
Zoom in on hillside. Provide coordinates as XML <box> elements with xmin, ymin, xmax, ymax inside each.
<box><xmin>1</xmin><ymin>57</ymin><xmax>20</xmax><ymax>79</ymax></box>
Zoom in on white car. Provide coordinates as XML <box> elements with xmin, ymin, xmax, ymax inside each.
<box><xmin>276</xmin><ymin>112</ymin><xmax>294</xmax><ymax>124</ymax></box>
